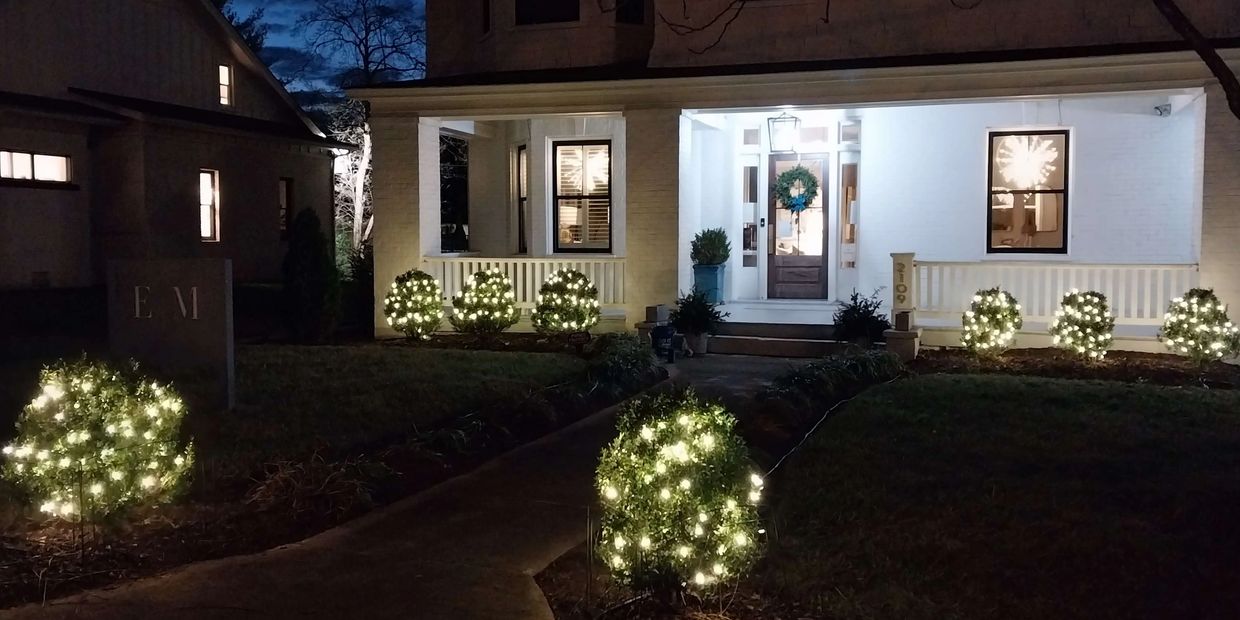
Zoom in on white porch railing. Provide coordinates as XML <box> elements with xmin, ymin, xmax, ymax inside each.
<box><xmin>422</xmin><ymin>256</ymin><xmax>626</xmax><ymax>309</ymax></box>
<box><xmin>902</xmin><ymin>258</ymin><xmax>1199</xmax><ymax>325</ymax></box>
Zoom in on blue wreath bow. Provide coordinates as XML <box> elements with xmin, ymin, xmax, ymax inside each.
<box><xmin>787</xmin><ymin>194</ymin><xmax>809</xmax><ymax>214</ymax></box>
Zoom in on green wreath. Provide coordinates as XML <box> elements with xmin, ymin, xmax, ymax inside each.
<box><xmin>774</xmin><ymin>166</ymin><xmax>820</xmax><ymax>214</ymax></box>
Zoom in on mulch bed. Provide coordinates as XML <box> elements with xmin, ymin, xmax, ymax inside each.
<box><xmin>910</xmin><ymin>347</ymin><xmax>1240</xmax><ymax>389</ymax></box>
<box><xmin>390</xmin><ymin>333</ymin><xmax>594</xmax><ymax>355</ymax></box>
<box><xmin>0</xmin><ymin>367</ymin><xmax>667</xmax><ymax>610</ymax></box>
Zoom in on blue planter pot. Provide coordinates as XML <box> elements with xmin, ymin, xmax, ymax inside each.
<box><xmin>693</xmin><ymin>263</ymin><xmax>727</xmax><ymax>304</ymax></box>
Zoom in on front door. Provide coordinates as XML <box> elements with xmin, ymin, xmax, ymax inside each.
<box><xmin>768</xmin><ymin>153</ymin><xmax>829</xmax><ymax>299</ymax></box>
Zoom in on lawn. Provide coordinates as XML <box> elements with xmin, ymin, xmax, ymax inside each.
<box><xmin>762</xmin><ymin>374</ymin><xmax>1240</xmax><ymax>620</ymax></box>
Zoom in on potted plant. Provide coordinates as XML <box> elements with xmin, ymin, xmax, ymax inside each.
<box><xmin>690</xmin><ymin>228</ymin><xmax>731</xmax><ymax>304</ymax></box>
<box><xmin>670</xmin><ymin>289</ymin><xmax>729</xmax><ymax>356</ymax></box>
<box><xmin>832</xmin><ymin>289</ymin><xmax>892</xmax><ymax>347</ymax></box>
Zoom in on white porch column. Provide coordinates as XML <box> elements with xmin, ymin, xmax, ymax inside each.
<box><xmin>370</xmin><ymin>114</ymin><xmax>441</xmax><ymax>337</ymax></box>
<box><xmin>1200</xmin><ymin>85</ymin><xmax>1240</xmax><ymax>309</ymax></box>
<box><xmin>886</xmin><ymin>252</ymin><xmax>921</xmax><ymax>360</ymax></box>
<box><xmin>625</xmin><ymin>108</ymin><xmax>681</xmax><ymax>324</ymax></box>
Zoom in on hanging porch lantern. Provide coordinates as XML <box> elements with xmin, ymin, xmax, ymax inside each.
<box><xmin>767</xmin><ymin>112</ymin><xmax>801</xmax><ymax>153</ymax></box>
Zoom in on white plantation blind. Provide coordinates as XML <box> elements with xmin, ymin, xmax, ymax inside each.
<box><xmin>554</xmin><ymin>141</ymin><xmax>611</xmax><ymax>252</ymax></box>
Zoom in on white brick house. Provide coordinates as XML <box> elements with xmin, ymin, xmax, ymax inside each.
<box><xmin>352</xmin><ymin>0</ymin><xmax>1240</xmax><ymax>353</ymax></box>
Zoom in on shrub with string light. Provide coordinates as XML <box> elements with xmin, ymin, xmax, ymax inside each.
<box><xmin>1050</xmin><ymin>289</ymin><xmax>1115</xmax><ymax>361</ymax></box>
<box><xmin>531</xmin><ymin>269</ymin><xmax>601</xmax><ymax>335</ymax></box>
<box><xmin>450</xmin><ymin>268</ymin><xmax>519</xmax><ymax>336</ymax></box>
<box><xmin>383</xmin><ymin>269</ymin><xmax>444</xmax><ymax>340</ymax></box>
<box><xmin>596</xmin><ymin>391</ymin><xmax>763</xmax><ymax>596</ymax></box>
<box><xmin>961</xmin><ymin>287</ymin><xmax>1023</xmax><ymax>356</ymax></box>
<box><xmin>1159</xmin><ymin>288</ymin><xmax>1240</xmax><ymax>365</ymax></box>
<box><xmin>2</xmin><ymin>359</ymin><xmax>194</xmax><ymax>521</ymax></box>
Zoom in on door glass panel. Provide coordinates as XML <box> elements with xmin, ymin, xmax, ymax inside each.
<box><xmin>772</xmin><ymin>158</ymin><xmax>825</xmax><ymax>257</ymax></box>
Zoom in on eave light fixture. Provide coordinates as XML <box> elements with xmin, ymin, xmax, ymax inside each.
<box><xmin>767</xmin><ymin>112</ymin><xmax>801</xmax><ymax>153</ymax></box>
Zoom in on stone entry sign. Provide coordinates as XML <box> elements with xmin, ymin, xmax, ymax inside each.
<box><xmin>107</xmin><ymin>259</ymin><xmax>235</xmax><ymax>410</ymax></box>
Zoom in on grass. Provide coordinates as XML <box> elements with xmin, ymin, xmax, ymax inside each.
<box><xmin>762</xmin><ymin>374</ymin><xmax>1240</xmax><ymax>620</ymax></box>
<box><xmin>191</xmin><ymin>344</ymin><xmax>586</xmax><ymax>474</ymax></box>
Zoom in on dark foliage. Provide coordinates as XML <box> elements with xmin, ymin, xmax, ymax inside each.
<box><xmin>690</xmin><ymin>228</ymin><xmax>731</xmax><ymax>265</ymax></box>
<box><xmin>832</xmin><ymin>289</ymin><xmax>892</xmax><ymax>344</ymax></box>
<box><xmin>282</xmin><ymin>209</ymin><xmax>341</xmax><ymax>342</ymax></box>
<box><xmin>670</xmin><ymin>289</ymin><xmax>729</xmax><ymax>335</ymax></box>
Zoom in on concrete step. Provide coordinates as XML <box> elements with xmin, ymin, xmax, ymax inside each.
<box><xmin>714</xmin><ymin>322</ymin><xmax>836</xmax><ymax>340</ymax></box>
<box><xmin>708</xmin><ymin>334</ymin><xmax>853</xmax><ymax>358</ymax></box>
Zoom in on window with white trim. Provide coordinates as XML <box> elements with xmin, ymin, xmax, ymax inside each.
<box><xmin>218</xmin><ymin>64</ymin><xmax>233</xmax><ymax>106</ymax></box>
<box><xmin>988</xmin><ymin>130</ymin><xmax>1069</xmax><ymax>253</ymax></box>
<box><xmin>199</xmin><ymin>169</ymin><xmax>220</xmax><ymax>242</ymax></box>
<box><xmin>1</xmin><ymin>150</ymin><xmax>70</xmax><ymax>183</ymax></box>
<box><xmin>553</xmin><ymin>141</ymin><xmax>611</xmax><ymax>253</ymax></box>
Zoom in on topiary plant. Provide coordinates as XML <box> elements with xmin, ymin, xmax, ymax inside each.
<box><xmin>283</xmin><ymin>209</ymin><xmax>341</xmax><ymax>342</ymax></box>
<box><xmin>384</xmin><ymin>269</ymin><xmax>444</xmax><ymax>340</ymax></box>
<box><xmin>531</xmin><ymin>269</ymin><xmax>601</xmax><ymax>334</ymax></box>
<box><xmin>449</xmin><ymin>268</ymin><xmax>519</xmax><ymax>336</ymax></box>
<box><xmin>1050</xmin><ymin>289</ymin><xmax>1115</xmax><ymax>361</ymax></box>
<box><xmin>690</xmin><ymin>228</ymin><xmax>731</xmax><ymax>266</ymax></box>
<box><xmin>2</xmin><ymin>359</ymin><xmax>194</xmax><ymax>521</ymax></box>
<box><xmin>596</xmin><ymin>391</ymin><xmax>763</xmax><ymax>597</ymax></box>
<box><xmin>961</xmin><ymin>287</ymin><xmax>1023</xmax><ymax>356</ymax></box>
<box><xmin>832</xmin><ymin>289</ymin><xmax>892</xmax><ymax>345</ymax></box>
<box><xmin>1160</xmin><ymin>288</ymin><xmax>1240</xmax><ymax>365</ymax></box>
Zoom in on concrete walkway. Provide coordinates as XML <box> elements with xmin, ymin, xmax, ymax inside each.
<box><xmin>2</xmin><ymin>357</ymin><xmax>801</xmax><ymax>620</ymax></box>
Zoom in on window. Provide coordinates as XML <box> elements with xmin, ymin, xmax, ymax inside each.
<box><xmin>616</xmin><ymin>0</ymin><xmax>644</xmax><ymax>24</ymax></box>
<box><xmin>218</xmin><ymin>64</ymin><xmax>233</xmax><ymax>106</ymax></box>
<box><xmin>516</xmin><ymin>0</ymin><xmax>578</xmax><ymax>25</ymax></box>
<box><xmin>482</xmin><ymin>0</ymin><xmax>491</xmax><ymax>33</ymax></box>
<box><xmin>516</xmin><ymin>145</ymin><xmax>528</xmax><ymax>254</ymax></box>
<box><xmin>1</xmin><ymin>150</ymin><xmax>70</xmax><ymax>183</ymax></box>
<box><xmin>279</xmin><ymin>178</ymin><xmax>294</xmax><ymax>238</ymax></box>
<box><xmin>987</xmin><ymin>130</ymin><xmax>1068</xmax><ymax>253</ymax></box>
<box><xmin>554</xmin><ymin>141</ymin><xmax>611</xmax><ymax>253</ymax></box>
<box><xmin>199</xmin><ymin>169</ymin><xmax>220</xmax><ymax>242</ymax></box>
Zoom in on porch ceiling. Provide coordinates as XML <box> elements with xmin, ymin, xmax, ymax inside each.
<box><xmin>351</xmin><ymin>49</ymin><xmax>1240</xmax><ymax>118</ymax></box>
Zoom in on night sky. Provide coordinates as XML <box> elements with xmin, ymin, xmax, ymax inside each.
<box><xmin>232</xmin><ymin>0</ymin><xmax>426</xmax><ymax>92</ymax></box>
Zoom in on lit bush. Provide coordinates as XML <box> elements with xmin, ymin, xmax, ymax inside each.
<box><xmin>1050</xmin><ymin>289</ymin><xmax>1115</xmax><ymax>361</ymax></box>
<box><xmin>1159</xmin><ymin>288</ymin><xmax>1240</xmax><ymax>365</ymax></box>
<box><xmin>449</xmin><ymin>268</ymin><xmax>519</xmax><ymax>335</ymax></box>
<box><xmin>531</xmin><ymin>269</ymin><xmax>601</xmax><ymax>334</ymax></box>
<box><xmin>2</xmin><ymin>359</ymin><xmax>194</xmax><ymax>521</ymax></box>
<box><xmin>961</xmin><ymin>287</ymin><xmax>1023</xmax><ymax>356</ymax></box>
<box><xmin>383</xmin><ymin>269</ymin><xmax>444</xmax><ymax>340</ymax></box>
<box><xmin>596</xmin><ymin>391</ymin><xmax>762</xmax><ymax>595</ymax></box>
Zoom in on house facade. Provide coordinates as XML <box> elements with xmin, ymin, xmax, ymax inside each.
<box><xmin>0</xmin><ymin>0</ymin><xmax>339</xmax><ymax>290</ymax></box>
<box><xmin>354</xmin><ymin>0</ymin><xmax>1240</xmax><ymax>353</ymax></box>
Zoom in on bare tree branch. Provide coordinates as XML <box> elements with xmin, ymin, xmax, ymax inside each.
<box><xmin>302</xmin><ymin>0</ymin><xmax>426</xmax><ymax>87</ymax></box>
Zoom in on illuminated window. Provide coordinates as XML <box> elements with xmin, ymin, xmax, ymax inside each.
<box><xmin>988</xmin><ymin>130</ymin><xmax>1069</xmax><ymax>254</ymax></box>
<box><xmin>0</xmin><ymin>150</ymin><xmax>70</xmax><ymax>183</ymax></box>
<box><xmin>553</xmin><ymin>141</ymin><xmax>611</xmax><ymax>253</ymax></box>
<box><xmin>516</xmin><ymin>0</ymin><xmax>578</xmax><ymax>25</ymax></box>
<box><xmin>199</xmin><ymin>169</ymin><xmax>220</xmax><ymax>242</ymax></box>
<box><xmin>218</xmin><ymin>64</ymin><xmax>233</xmax><ymax>106</ymax></box>
<box><xmin>279</xmin><ymin>178</ymin><xmax>294</xmax><ymax>238</ymax></box>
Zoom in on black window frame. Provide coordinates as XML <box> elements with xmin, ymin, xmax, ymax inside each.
<box><xmin>516</xmin><ymin>144</ymin><xmax>528</xmax><ymax>254</ymax></box>
<box><xmin>279</xmin><ymin>177</ymin><xmax>294</xmax><ymax>240</ymax></box>
<box><xmin>616</xmin><ymin>0</ymin><xmax>645</xmax><ymax>24</ymax></box>
<box><xmin>553</xmin><ymin>139</ymin><xmax>613</xmax><ymax>254</ymax></box>
<box><xmin>0</xmin><ymin>148</ymin><xmax>75</xmax><ymax>188</ymax></box>
<box><xmin>986</xmin><ymin>129</ymin><xmax>1070</xmax><ymax>255</ymax></box>
<box><xmin>515</xmin><ymin>0</ymin><xmax>579</xmax><ymax>25</ymax></box>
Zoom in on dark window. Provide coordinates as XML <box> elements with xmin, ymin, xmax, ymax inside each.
<box><xmin>516</xmin><ymin>145</ymin><xmax>528</xmax><ymax>254</ymax></box>
<box><xmin>616</xmin><ymin>0</ymin><xmax>644</xmax><ymax>24</ymax></box>
<box><xmin>987</xmin><ymin>130</ymin><xmax>1069</xmax><ymax>254</ymax></box>
<box><xmin>516</xmin><ymin>0</ymin><xmax>579</xmax><ymax>25</ymax></box>
<box><xmin>482</xmin><ymin>0</ymin><xmax>491</xmax><ymax>33</ymax></box>
<box><xmin>553</xmin><ymin>140</ymin><xmax>611</xmax><ymax>253</ymax></box>
<box><xmin>441</xmin><ymin>135</ymin><xmax>470</xmax><ymax>253</ymax></box>
<box><xmin>279</xmin><ymin>178</ymin><xmax>294</xmax><ymax>238</ymax></box>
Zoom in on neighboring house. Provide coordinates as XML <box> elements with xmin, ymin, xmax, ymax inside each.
<box><xmin>353</xmin><ymin>0</ymin><xmax>1240</xmax><ymax>353</ymax></box>
<box><xmin>0</xmin><ymin>0</ymin><xmax>341</xmax><ymax>290</ymax></box>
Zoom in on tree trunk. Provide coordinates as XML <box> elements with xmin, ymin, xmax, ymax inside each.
<box><xmin>351</xmin><ymin>123</ymin><xmax>373</xmax><ymax>249</ymax></box>
<box><xmin>1152</xmin><ymin>0</ymin><xmax>1240</xmax><ymax>121</ymax></box>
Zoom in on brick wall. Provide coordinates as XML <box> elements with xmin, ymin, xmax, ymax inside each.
<box><xmin>1200</xmin><ymin>86</ymin><xmax>1240</xmax><ymax>307</ymax></box>
<box><xmin>624</xmin><ymin>109</ymin><xmax>681</xmax><ymax>322</ymax></box>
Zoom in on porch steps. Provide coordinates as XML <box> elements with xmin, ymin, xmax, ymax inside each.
<box><xmin>708</xmin><ymin>322</ymin><xmax>842</xmax><ymax>358</ymax></box>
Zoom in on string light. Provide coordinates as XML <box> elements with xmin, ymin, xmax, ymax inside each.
<box><xmin>531</xmin><ymin>269</ymin><xmax>602</xmax><ymax>335</ymax></box>
<box><xmin>596</xmin><ymin>391</ymin><xmax>762</xmax><ymax>593</ymax></box>
<box><xmin>961</xmin><ymin>287</ymin><xmax>1023</xmax><ymax>356</ymax></box>
<box><xmin>1159</xmin><ymin>288</ymin><xmax>1240</xmax><ymax>365</ymax></box>
<box><xmin>1050</xmin><ymin>289</ymin><xmax>1115</xmax><ymax>361</ymax></box>
<box><xmin>449</xmin><ymin>268</ymin><xmax>519</xmax><ymax>335</ymax></box>
<box><xmin>383</xmin><ymin>269</ymin><xmax>445</xmax><ymax>340</ymax></box>
<box><xmin>1</xmin><ymin>359</ymin><xmax>195</xmax><ymax>521</ymax></box>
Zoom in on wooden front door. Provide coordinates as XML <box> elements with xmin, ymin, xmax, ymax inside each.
<box><xmin>768</xmin><ymin>153</ymin><xmax>829</xmax><ymax>299</ymax></box>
